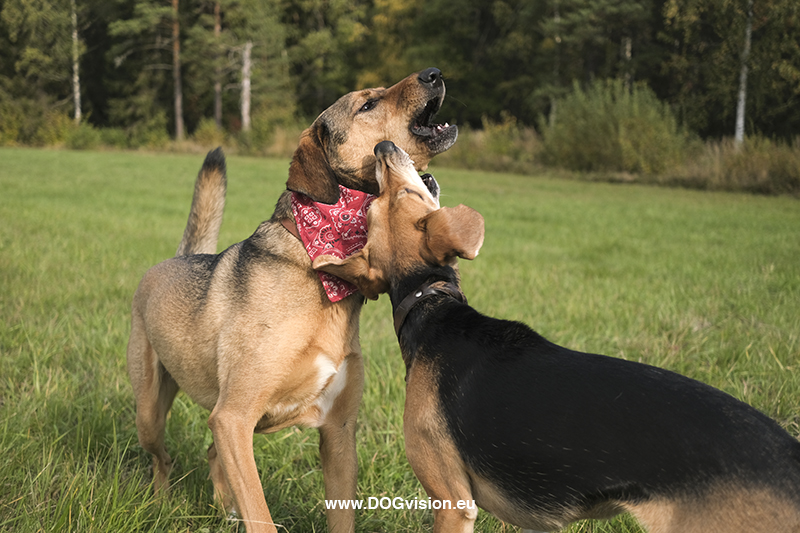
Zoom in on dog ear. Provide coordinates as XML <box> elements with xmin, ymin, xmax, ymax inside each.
<box><xmin>287</xmin><ymin>122</ymin><xmax>341</xmax><ymax>204</ymax></box>
<box><xmin>312</xmin><ymin>251</ymin><xmax>388</xmax><ymax>300</ymax></box>
<box><xmin>418</xmin><ymin>205</ymin><xmax>485</xmax><ymax>265</ymax></box>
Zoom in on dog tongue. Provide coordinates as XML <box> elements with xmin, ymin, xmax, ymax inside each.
<box><xmin>291</xmin><ymin>186</ymin><xmax>376</xmax><ymax>302</ymax></box>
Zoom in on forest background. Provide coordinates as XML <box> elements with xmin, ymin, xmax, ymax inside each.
<box><xmin>1</xmin><ymin>0</ymin><xmax>799</xmax><ymax>194</ymax></box>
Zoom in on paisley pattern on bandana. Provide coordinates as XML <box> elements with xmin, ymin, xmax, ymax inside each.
<box><xmin>291</xmin><ymin>185</ymin><xmax>376</xmax><ymax>302</ymax></box>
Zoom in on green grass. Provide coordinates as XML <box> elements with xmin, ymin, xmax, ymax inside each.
<box><xmin>1</xmin><ymin>147</ymin><xmax>799</xmax><ymax>532</ymax></box>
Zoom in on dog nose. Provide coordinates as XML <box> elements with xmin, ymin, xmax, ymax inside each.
<box><xmin>418</xmin><ymin>67</ymin><xmax>442</xmax><ymax>87</ymax></box>
<box><xmin>374</xmin><ymin>140</ymin><xmax>397</xmax><ymax>157</ymax></box>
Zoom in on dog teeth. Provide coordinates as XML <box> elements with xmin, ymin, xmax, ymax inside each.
<box><xmin>413</xmin><ymin>121</ymin><xmax>450</xmax><ymax>138</ymax></box>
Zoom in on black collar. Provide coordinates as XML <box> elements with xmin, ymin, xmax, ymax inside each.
<box><xmin>393</xmin><ymin>280</ymin><xmax>466</xmax><ymax>337</ymax></box>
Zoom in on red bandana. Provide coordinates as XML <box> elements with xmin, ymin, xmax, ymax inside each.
<box><xmin>291</xmin><ymin>185</ymin><xmax>376</xmax><ymax>302</ymax></box>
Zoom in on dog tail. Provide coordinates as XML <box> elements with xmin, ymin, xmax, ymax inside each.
<box><xmin>176</xmin><ymin>147</ymin><xmax>227</xmax><ymax>256</ymax></box>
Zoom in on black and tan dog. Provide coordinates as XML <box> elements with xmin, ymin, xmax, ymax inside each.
<box><xmin>126</xmin><ymin>69</ymin><xmax>457</xmax><ymax>533</ymax></box>
<box><xmin>313</xmin><ymin>141</ymin><xmax>800</xmax><ymax>533</ymax></box>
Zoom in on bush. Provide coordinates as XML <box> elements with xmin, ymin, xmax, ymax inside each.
<box><xmin>235</xmin><ymin>120</ymin><xmax>305</xmax><ymax>158</ymax></box>
<box><xmin>667</xmin><ymin>137</ymin><xmax>800</xmax><ymax>195</ymax></box>
<box><xmin>192</xmin><ymin>117</ymin><xmax>226</xmax><ymax>148</ymax></box>
<box><xmin>541</xmin><ymin>79</ymin><xmax>688</xmax><ymax>174</ymax></box>
<box><xmin>233</xmin><ymin>102</ymin><xmax>304</xmax><ymax>157</ymax></box>
<box><xmin>0</xmin><ymin>95</ymin><xmax>74</xmax><ymax>146</ymax></box>
<box><xmin>0</xmin><ymin>98</ymin><xmax>24</xmax><ymax>146</ymax></box>
<box><xmin>434</xmin><ymin>113</ymin><xmax>541</xmax><ymax>175</ymax></box>
<box><xmin>261</xmin><ymin>122</ymin><xmax>305</xmax><ymax>158</ymax></box>
<box><xmin>32</xmin><ymin>111</ymin><xmax>74</xmax><ymax>147</ymax></box>
<box><xmin>99</xmin><ymin>128</ymin><xmax>129</xmax><ymax>149</ymax></box>
<box><xmin>66</xmin><ymin>122</ymin><xmax>102</xmax><ymax>150</ymax></box>
<box><xmin>127</xmin><ymin>112</ymin><xmax>170</xmax><ymax>149</ymax></box>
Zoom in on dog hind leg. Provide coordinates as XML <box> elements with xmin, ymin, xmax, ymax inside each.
<box><xmin>133</xmin><ymin>358</ymin><xmax>179</xmax><ymax>491</ymax></box>
<box><xmin>208</xmin><ymin>440</ymin><xmax>236</xmax><ymax>515</ymax></box>
<box><xmin>626</xmin><ymin>490</ymin><xmax>800</xmax><ymax>533</ymax></box>
<box><xmin>127</xmin><ymin>315</ymin><xmax>179</xmax><ymax>492</ymax></box>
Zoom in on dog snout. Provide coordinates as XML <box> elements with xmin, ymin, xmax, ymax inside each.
<box><xmin>374</xmin><ymin>140</ymin><xmax>398</xmax><ymax>158</ymax></box>
<box><xmin>418</xmin><ymin>67</ymin><xmax>443</xmax><ymax>88</ymax></box>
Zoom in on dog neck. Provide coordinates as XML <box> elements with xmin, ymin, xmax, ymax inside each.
<box><xmin>290</xmin><ymin>185</ymin><xmax>375</xmax><ymax>302</ymax></box>
<box><xmin>280</xmin><ymin>217</ymin><xmax>301</xmax><ymax>241</ymax></box>
<box><xmin>271</xmin><ymin>191</ymin><xmax>307</xmax><ymax>242</ymax></box>
<box><xmin>391</xmin><ymin>267</ymin><xmax>466</xmax><ymax>338</ymax></box>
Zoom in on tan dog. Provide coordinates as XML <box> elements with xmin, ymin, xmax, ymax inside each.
<box><xmin>314</xmin><ymin>142</ymin><xmax>800</xmax><ymax>533</ymax></box>
<box><xmin>126</xmin><ymin>68</ymin><xmax>457</xmax><ymax>533</ymax></box>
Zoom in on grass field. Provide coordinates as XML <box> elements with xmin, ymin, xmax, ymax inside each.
<box><xmin>1</xmin><ymin>147</ymin><xmax>799</xmax><ymax>532</ymax></box>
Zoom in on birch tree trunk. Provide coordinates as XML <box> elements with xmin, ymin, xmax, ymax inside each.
<box><xmin>241</xmin><ymin>40</ymin><xmax>252</xmax><ymax>133</ymax></box>
<box><xmin>172</xmin><ymin>0</ymin><xmax>185</xmax><ymax>140</ymax></box>
<box><xmin>71</xmin><ymin>0</ymin><xmax>81</xmax><ymax>125</ymax></box>
<box><xmin>734</xmin><ymin>0</ymin><xmax>753</xmax><ymax>148</ymax></box>
<box><xmin>622</xmin><ymin>36</ymin><xmax>632</xmax><ymax>91</ymax></box>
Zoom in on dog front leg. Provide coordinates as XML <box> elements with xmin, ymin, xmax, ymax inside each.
<box><xmin>208</xmin><ymin>409</ymin><xmax>277</xmax><ymax>533</ymax></box>
<box><xmin>319</xmin><ymin>422</ymin><xmax>358</xmax><ymax>533</ymax></box>
<box><xmin>318</xmin><ymin>353</ymin><xmax>363</xmax><ymax>533</ymax></box>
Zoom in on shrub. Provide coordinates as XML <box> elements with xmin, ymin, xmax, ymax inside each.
<box><xmin>236</xmin><ymin>119</ymin><xmax>305</xmax><ymax>158</ymax></box>
<box><xmin>234</xmin><ymin>101</ymin><xmax>304</xmax><ymax>157</ymax></box>
<box><xmin>99</xmin><ymin>128</ymin><xmax>129</xmax><ymax>149</ymax></box>
<box><xmin>66</xmin><ymin>122</ymin><xmax>102</xmax><ymax>150</ymax></box>
<box><xmin>434</xmin><ymin>113</ymin><xmax>541</xmax><ymax>175</ymax></box>
<box><xmin>32</xmin><ymin>111</ymin><xmax>73</xmax><ymax>146</ymax></box>
<box><xmin>0</xmin><ymin>95</ymin><xmax>73</xmax><ymax>146</ymax></box>
<box><xmin>127</xmin><ymin>112</ymin><xmax>170</xmax><ymax>149</ymax></box>
<box><xmin>261</xmin><ymin>122</ymin><xmax>305</xmax><ymax>158</ymax></box>
<box><xmin>541</xmin><ymin>79</ymin><xmax>687</xmax><ymax>174</ymax></box>
<box><xmin>192</xmin><ymin>117</ymin><xmax>226</xmax><ymax>148</ymax></box>
<box><xmin>725</xmin><ymin>137</ymin><xmax>800</xmax><ymax>195</ymax></box>
<box><xmin>0</xmin><ymin>98</ymin><xmax>23</xmax><ymax>145</ymax></box>
<box><xmin>667</xmin><ymin>137</ymin><xmax>800</xmax><ymax>195</ymax></box>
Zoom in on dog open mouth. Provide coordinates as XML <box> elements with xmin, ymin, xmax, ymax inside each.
<box><xmin>420</xmin><ymin>173</ymin><xmax>439</xmax><ymax>198</ymax></box>
<box><xmin>411</xmin><ymin>97</ymin><xmax>458</xmax><ymax>152</ymax></box>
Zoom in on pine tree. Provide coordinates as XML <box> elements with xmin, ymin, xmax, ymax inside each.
<box><xmin>109</xmin><ymin>0</ymin><xmax>187</xmax><ymax>139</ymax></box>
<box><xmin>226</xmin><ymin>0</ymin><xmax>293</xmax><ymax>132</ymax></box>
<box><xmin>2</xmin><ymin>0</ymin><xmax>79</xmax><ymax>103</ymax></box>
<box><xmin>664</xmin><ymin>0</ymin><xmax>800</xmax><ymax>138</ymax></box>
<box><xmin>282</xmin><ymin>0</ymin><xmax>370</xmax><ymax>115</ymax></box>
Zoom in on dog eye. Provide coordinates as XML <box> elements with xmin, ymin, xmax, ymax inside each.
<box><xmin>358</xmin><ymin>99</ymin><xmax>378</xmax><ymax>113</ymax></box>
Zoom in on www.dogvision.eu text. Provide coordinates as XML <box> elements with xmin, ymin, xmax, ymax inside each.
<box><xmin>324</xmin><ymin>497</ymin><xmax>476</xmax><ymax>511</ymax></box>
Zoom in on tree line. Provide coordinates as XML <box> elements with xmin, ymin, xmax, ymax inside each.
<box><xmin>1</xmin><ymin>0</ymin><xmax>798</xmax><ymax>146</ymax></box>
